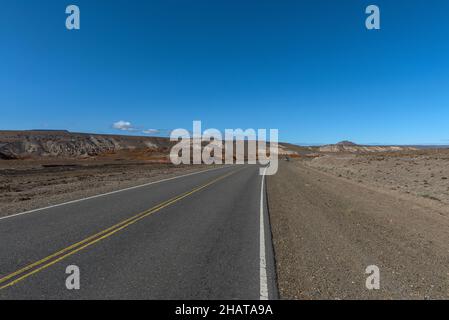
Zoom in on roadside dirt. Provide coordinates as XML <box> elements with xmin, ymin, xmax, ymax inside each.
<box><xmin>307</xmin><ymin>149</ymin><xmax>449</xmax><ymax>208</ymax></box>
<box><xmin>267</xmin><ymin>160</ymin><xmax>449</xmax><ymax>299</ymax></box>
<box><xmin>0</xmin><ymin>159</ymin><xmax>213</xmax><ymax>217</ymax></box>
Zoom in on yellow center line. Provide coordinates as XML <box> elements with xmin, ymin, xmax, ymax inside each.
<box><xmin>0</xmin><ymin>167</ymin><xmax>242</xmax><ymax>290</ymax></box>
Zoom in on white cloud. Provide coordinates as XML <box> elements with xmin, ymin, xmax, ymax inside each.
<box><xmin>142</xmin><ymin>129</ymin><xmax>160</xmax><ymax>134</ymax></box>
<box><xmin>112</xmin><ymin>120</ymin><xmax>136</xmax><ymax>131</ymax></box>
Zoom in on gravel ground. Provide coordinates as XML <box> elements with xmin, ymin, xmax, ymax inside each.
<box><xmin>306</xmin><ymin>150</ymin><xmax>449</xmax><ymax>207</ymax></box>
<box><xmin>0</xmin><ymin>160</ymin><xmax>214</xmax><ymax>217</ymax></box>
<box><xmin>267</xmin><ymin>160</ymin><xmax>449</xmax><ymax>299</ymax></box>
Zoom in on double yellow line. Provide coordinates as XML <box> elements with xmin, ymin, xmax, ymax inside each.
<box><xmin>0</xmin><ymin>169</ymin><xmax>238</xmax><ymax>290</ymax></box>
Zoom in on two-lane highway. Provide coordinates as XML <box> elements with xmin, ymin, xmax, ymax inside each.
<box><xmin>0</xmin><ymin>165</ymin><xmax>277</xmax><ymax>299</ymax></box>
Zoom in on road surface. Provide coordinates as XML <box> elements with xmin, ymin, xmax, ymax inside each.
<box><xmin>0</xmin><ymin>165</ymin><xmax>277</xmax><ymax>299</ymax></box>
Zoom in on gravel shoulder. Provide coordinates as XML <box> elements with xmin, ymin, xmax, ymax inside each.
<box><xmin>267</xmin><ymin>160</ymin><xmax>449</xmax><ymax>299</ymax></box>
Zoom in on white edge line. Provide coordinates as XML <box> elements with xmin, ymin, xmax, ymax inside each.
<box><xmin>260</xmin><ymin>166</ymin><xmax>269</xmax><ymax>300</ymax></box>
<box><xmin>0</xmin><ymin>165</ymin><xmax>229</xmax><ymax>221</ymax></box>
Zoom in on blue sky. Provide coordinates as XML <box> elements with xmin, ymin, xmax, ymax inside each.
<box><xmin>1</xmin><ymin>0</ymin><xmax>448</xmax><ymax>145</ymax></box>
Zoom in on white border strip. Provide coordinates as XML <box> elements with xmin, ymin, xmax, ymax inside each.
<box><xmin>260</xmin><ymin>166</ymin><xmax>269</xmax><ymax>300</ymax></box>
<box><xmin>0</xmin><ymin>166</ymin><xmax>228</xmax><ymax>221</ymax></box>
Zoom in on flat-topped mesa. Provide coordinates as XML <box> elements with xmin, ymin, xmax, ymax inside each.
<box><xmin>0</xmin><ymin>130</ymin><xmax>172</xmax><ymax>160</ymax></box>
<box><xmin>319</xmin><ymin>141</ymin><xmax>418</xmax><ymax>153</ymax></box>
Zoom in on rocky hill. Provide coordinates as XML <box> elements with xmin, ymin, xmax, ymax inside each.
<box><xmin>0</xmin><ymin>130</ymin><xmax>293</xmax><ymax>161</ymax></box>
<box><xmin>0</xmin><ymin>130</ymin><xmax>172</xmax><ymax>160</ymax></box>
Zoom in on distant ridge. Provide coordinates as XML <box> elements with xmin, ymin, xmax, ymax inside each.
<box><xmin>30</xmin><ymin>129</ymin><xmax>70</xmax><ymax>132</ymax></box>
<box><xmin>319</xmin><ymin>141</ymin><xmax>418</xmax><ymax>153</ymax></box>
<box><xmin>0</xmin><ymin>130</ymin><xmax>172</xmax><ymax>160</ymax></box>
<box><xmin>336</xmin><ymin>140</ymin><xmax>357</xmax><ymax>146</ymax></box>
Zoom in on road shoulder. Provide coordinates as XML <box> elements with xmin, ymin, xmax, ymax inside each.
<box><xmin>267</xmin><ymin>160</ymin><xmax>449</xmax><ymax>299</ymax></box>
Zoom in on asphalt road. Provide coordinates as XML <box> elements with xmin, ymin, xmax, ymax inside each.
<box><xmin>0</xmin><ymin>165</ymin><xmax>277</xmax><ymax>299</ymax></box>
